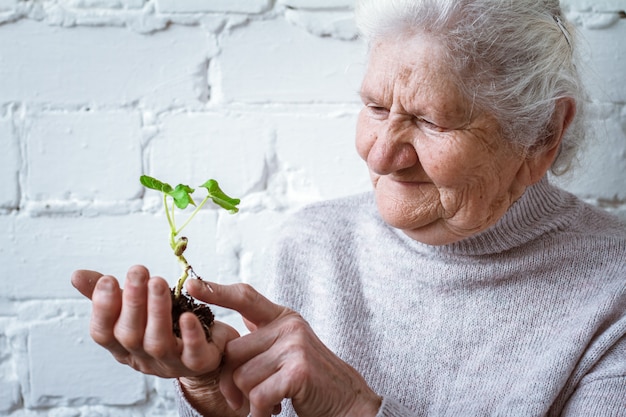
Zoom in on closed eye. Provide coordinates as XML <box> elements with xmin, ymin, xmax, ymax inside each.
<box><xmin>415</xmin><ymin>117</ymin><xmax>449</xmax><ymax>133</ymax></box>
<box><xmin>366</xmin><ymin>104</ymin><xmax>389</xmax><ymax>118</ymax></box>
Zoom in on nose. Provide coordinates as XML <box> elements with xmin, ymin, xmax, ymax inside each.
<box><xmin>367</xmin><ymin>116</ymin><xmax>418</xmax><ymax>175</ymax></box>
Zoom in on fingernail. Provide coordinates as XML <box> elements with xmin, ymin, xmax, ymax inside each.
<box><xmin>187</xmin><ymin>279</ymin><xmax>215</xmax><ymax>293</ymax></box>
<box><xmin>149</xmin><ymin>279</ymin><xmax>167</xmax><ymax>296</ymax></box>
<box><xmin>128</xmin><ymin>272</ymin><xmax>144</xmax><ymax>286</ymax></box>
<box><xmin>96</xmin><ymin>277</ymin><xmax>114</xmax><ymax>293</ymax></box>
<box><xmin>180</xmin><ymin>314</ymin><xmax>197</xmax><ymax>331</ymax></box>
<box><xmin>186</xmin><ymin>279</ymin><xmax>199</xmax><ymax>292</ymax></box>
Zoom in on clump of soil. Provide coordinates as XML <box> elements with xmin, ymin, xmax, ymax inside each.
<box><xmin>170</xmin><ymin>289</ymin><xmax>214</xmax><ymax>340</ymax></box>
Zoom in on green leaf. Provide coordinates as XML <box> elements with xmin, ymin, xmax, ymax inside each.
<box><xmin>170</xmin><ymin>184</ymin><xmax>196</xmax><ymax>209</ymax></box>
<box><xmin>200</xmin><ymin>179</ymin><xmax>240</xmax><ymax>214</ymax></box>
<box><xmin>140</xmin><ymin>175</ymin><xmax>196</xmax><ymax>209</ymax></box>
<box><xmin>140</xmin><ymin>175</ymin><xmax>173</xmax><ymax>194</ymax></box>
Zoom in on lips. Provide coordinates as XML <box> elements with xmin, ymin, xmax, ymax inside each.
<box><xmin>379</xmin><ymin>174</ymin><xmax>431</xmax><ymax>187</ymax></box>
<box><xmin>373</xmin><ymin>175</ymin><xmax>435</xmax><ymax>199</ymax></box>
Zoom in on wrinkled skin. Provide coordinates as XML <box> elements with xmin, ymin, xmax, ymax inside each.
<box><xmin>356</xmin><ymin>33</ymin><xmax>572</xmax><ymax>245</ymax></box>
<box><xmin>72</xmin><ymin>266</ymin><xmax>381</xmax><ymax>417</ymax></box>
<box><xmin>73</xmin><ymin>30</ymin><xmax>575</xmax><ymax>417</ymax></box>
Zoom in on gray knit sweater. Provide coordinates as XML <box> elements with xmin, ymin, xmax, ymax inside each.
<box><xmin>177</xmin><ymin>178</ymin><xmax>626</xmax><ymax>416</ymax></box>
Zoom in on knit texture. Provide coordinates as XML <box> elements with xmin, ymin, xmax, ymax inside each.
<box><xmin>177</xmin><ymin>178</ymin><xmax>626</xmax><ymax>416</ymax></box>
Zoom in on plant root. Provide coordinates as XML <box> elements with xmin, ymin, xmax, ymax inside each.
<box><xmin>170</xmin><ymin>288</ymin><xmax>215</xmax><ymax>341</ymax></box>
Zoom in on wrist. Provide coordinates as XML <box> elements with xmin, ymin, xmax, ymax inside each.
<box><xmin>345</xmin><ymin>390</ymin><xmax>382</xmax><ymax>417</ymax></box>
<box><xmin>178</xmin><ymin>372</ymin><xmax>246</xmax><ymax>417</ymax></box>
<box><xmin>179</xmin><ymin>371</ymin><xmax>221</xmax><ymax>393</ymax></box>
<box><xmin>347</xmin><ymin>396</ymin><xmax>383</xmax><ymax>417</ymax></box>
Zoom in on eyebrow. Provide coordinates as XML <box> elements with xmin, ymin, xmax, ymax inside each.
<box><xmin>358</xmin><ymin>88</ymin><xmax>383</xmax><ymax>104</ymax></box>
<box><xmin>357</xmin><ymin>90</ymin><xmax>370</xmax><ymax>100</ymax></box>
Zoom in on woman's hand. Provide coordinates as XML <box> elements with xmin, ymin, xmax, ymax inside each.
<box><xmin>186</xmin><ymin>279</ymin><xmax>383</xmax><ymax>417</ymax></box>
<box><xmin>71</xmin><ymin>265</ymin><xmax>246</xmax><ymax>416</ymax></box>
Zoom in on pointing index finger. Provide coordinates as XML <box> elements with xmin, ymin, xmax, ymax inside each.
<box><xmin>186</xmin><ymin>280</ymin><xmax>285</xmax><ymax>328</ymax></box>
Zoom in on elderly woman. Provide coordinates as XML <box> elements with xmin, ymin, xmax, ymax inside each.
<box><xmin>72</xmin><ymin>0</ymin><xmax>626</xmax><ymax>416</ymax></box>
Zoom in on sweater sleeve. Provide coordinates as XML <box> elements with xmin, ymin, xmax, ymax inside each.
<box><xmin>174</xmin><ymin>379</ymin><xmax>205</xmax><ymax>417</ymax></box>
<box><xmin>560</xmin><ymin>377</ymin><xmax>626</xmax><ymax>416</ymax></box>
<box><xmin>375</xmin><ymin>397</ymin><xmax>420</xmax><ymax>417</ymax></box>
<box><xmin>175</xmin><ymin>378</ymin><xmax>420</xmax><ymax>417</ymax></box>
<box><xmin>560</xmin><ymin>333</ymin><xmax>626</xmax><ymax>416</ymax></box>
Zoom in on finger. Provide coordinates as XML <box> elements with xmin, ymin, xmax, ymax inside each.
<box><xmin>223</xmin><ymin>350</ymin><xmax>286</xmax><ymax>417</ymax></box>
<box><xmin>249</xmin><ymin>402</ymin><xmax>273</xmax><ymax>417</ymax></box>
<box><xmin>235</xmin><ymin>348</ymin><xmax>295</xmax><ymax>416</ymax></box>
<box><xmin>143</xmin><ymin>277</ymin><xmax>178</xmax><ymax>361</ymax></box>
<box><xmin>243</xmin><ymin>317</ymin><xmax>258</xmax><ymax>333</ymax></box>
<box><xmin>186</xmin><ymin>280</ymin><xmax>285</xmax><ymax>328</ymax></box>
<box><xmin>248</xmin><ymin>373</ymin><xmax>290</xmax><ymax>417</ymax></box>
<box><xmin>221</xmin><ymin>315</ymin><xmax>307</xmax><ymax>411</ymax></box>
<box><xmin>219</xmin><ymin>327</ymin><xmax>279</xmax><ymax>412</ymax></box>
<box><xmin>71</xmin><ymin>269</ymin><xmax>104</xmax><ymax>299</ymax></box>
<box><xmin>180</xmin><ymin>313</ymin><xmax>230</xmax><ymax>374</ymax></box>
<box><xmin>231</xmin><ymin>346</ymin><xmax>275</xmax><ymax>395</ymax></box>
<box><xmin>90</xmin><ymin>275</ymin><xmax>129</xmax><ymax>359</ymax></box>
<box><xmin>226</xmin><ymin>313</ymin><xmax>306</xmax><ymax>367</ymax></box>
<box><xmin>220</xmin><ymin>355</ymin><xmax>245</xmax><ymax>412</ymax></box>
<box><xmin>114</xmin><ymin>265</ymin><xmax>150</xmax><ymax>353</ymax></box>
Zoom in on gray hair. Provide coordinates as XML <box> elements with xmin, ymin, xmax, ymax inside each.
<box><xmin>355</xmin><ymin>0</ymin><xmax>586</xmax><ymax>174</ymax></box>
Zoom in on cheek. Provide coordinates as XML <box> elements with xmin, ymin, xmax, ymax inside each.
<box><xmin>423</xmin><ymin>139</ymin><xmax>521</xmax><ymax>202</ymax></box>
<box><xmin>355</xmin><ymin>111</ymin><xmax>375</xmax><ymax>162</ymax></box>
<box><xmin>419</xmin><ymin>143</ymin><xmax>469</xmax><ymax>184</ymax></box>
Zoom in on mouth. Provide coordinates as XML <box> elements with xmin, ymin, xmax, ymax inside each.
<box><xmin>371</xmin><ymin>175</ymin><xmax>433</xmax><ymax>195</ymax></box>
<box><xmin>395</xmin><ymin>179</ymin><xmax>429</xmax><ymax>185</ymax></box>
<box><xmin>381</xmin><ymin>175</ymin><xmax>430</xmax><ymax>186</ymax></box>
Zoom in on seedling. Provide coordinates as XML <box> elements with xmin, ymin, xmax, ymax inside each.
<box><xmin>140</xmin><ymin>175</ymin><xmax>240</xmax><ymax>339</ymax></box>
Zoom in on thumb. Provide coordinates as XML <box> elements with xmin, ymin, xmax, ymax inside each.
<box><xmin>71</xmin><ymin>269</ymin><xmax>104</xmax><ymax>299</ymax></box>
<box><xmin>186</xmin><ymin>280</ymin><xmax>285</xmax><ymax>328</ymax></box>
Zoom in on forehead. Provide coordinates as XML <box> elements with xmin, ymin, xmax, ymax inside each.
<box><xmin>368</xmin><ymin>33</ymin><xmax>446</xmax><ymax>67</ymax></box>
<box><xmin>361</xmin><ymin>35</ymin><xmax>468</xmax><ymax>115</ymax></box>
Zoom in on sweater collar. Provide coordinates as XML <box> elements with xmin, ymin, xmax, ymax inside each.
<box><xmin>391</xmin><ymin>177</ymin><xmax>582</xmax><ymax>256</ymax></box>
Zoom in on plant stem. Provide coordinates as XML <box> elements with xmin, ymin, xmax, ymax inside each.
<box><xmin>174</xmin><ymin>254</ymin><xmax>190</xmax><ymax>297</ymax></box>
<box><xmin>175</xmin><ymin>195</ymin><xmax>211</xmax><ymax>236</ymax></box>
<box><xmin>163</xmin><ymin>194</ymin><xmax>188</xmax><ymax>298</ymax></box>
<box><xmin>164</xmin><ymin>194</ymin><xmax>176</xmax><ymax>248</ymax></box>
<box><xmin>167</xmin><ymin>195</ymin><xmax>212</xmax><ymax>298</ymax></box>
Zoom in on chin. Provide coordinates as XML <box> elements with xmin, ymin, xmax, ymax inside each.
<box><xmin>401</xmin><ymin>226</ymin><xmax>469</xmax><ymax>246</ymax></box>
<box><xmin>376</xmin><ymin>208</ymin><xmax>467</xmax><ymax>245</ymax></box>
<box><xmin>376</xmin><ymin>198</ymin><xmax>437</xmax><ymax>232</ymax></box>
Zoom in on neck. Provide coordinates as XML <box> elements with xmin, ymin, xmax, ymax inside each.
<box><xmin>393</xmin><ymin>177</ymin><xmax>582</xmax><ymax>256</ymax></box>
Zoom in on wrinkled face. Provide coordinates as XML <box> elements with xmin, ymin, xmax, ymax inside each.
<box><xmin>356</xmin><ymin>34</ymin><xmax>531</xmax><ymax>245</ymax></box>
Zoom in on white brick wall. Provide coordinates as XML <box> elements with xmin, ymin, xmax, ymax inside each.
<box><xmin>0</xmin><ymin>0</ymin><xmax>624</xmax><ymax>415</ymax></box>
<box><xmin>155</xmin><ymin>0</ymin><xmax>272</xmax><ymax>14</ymax></box>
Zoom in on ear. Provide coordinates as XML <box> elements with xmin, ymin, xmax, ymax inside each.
<box><xmin>524</xmin><ymin>97</ymin><xmax>576</xmax><ymax>184</ymax></box>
